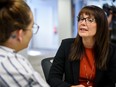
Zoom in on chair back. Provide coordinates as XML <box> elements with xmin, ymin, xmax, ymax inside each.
<box><xmin>41</xmin><ymin>57</ymin><xmax>54</xmax><ymax>81</ymax></box>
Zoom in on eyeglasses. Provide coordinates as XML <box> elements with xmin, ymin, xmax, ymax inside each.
<box><xmin>32</xmin><ymin>23</ymin><xmax>39</xmax><ymax>34</ymax></box>
<box><xmin>26</xmin><ymin>23</ymin><xmax>39</xmax><ymax>34</ymax></box>
<box><xmin>10</xmin><ymin>24</ymin><xmax>39</xmax><ymax>38</ymax></box>
<box><xmin>77</xmin><ymin>16</ymin><xmax>96</xmax><ymax>24</ymax></box>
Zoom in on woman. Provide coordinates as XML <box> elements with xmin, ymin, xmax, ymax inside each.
<box><xmin>0</xmin><ymin>0</ymin><xmax>49</xmax><ymax>87</ymax></box>
<box><xmin>48</xmin><ymin>5</ymin><xmax>116</xmax><ymax>87</ymax></box>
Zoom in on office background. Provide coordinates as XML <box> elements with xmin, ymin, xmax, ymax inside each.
<box><xmin>18</xmin><ymin>0</ymin><xmax>116</xmax><ymax>80</ymax></box>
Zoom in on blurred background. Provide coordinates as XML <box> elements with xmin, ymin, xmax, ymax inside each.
<box><xmin>19</xmin><ymin>0</ymin><xmax>116</xmax><ymax>80</ymax></box>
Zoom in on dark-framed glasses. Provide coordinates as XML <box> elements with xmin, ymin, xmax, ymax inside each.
<box><xmin>77</xmin><ymin>16</ymin><xmax>96</xmax><ymax>24</ymax></box>
<box><xmin>32</xmin><ymin>23</ymin><xmax>39</xmax><ymax>34</ymax></box>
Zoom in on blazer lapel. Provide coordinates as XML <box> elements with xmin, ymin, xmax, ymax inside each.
<box><xmin>94</xmin><ymin>68</ymin><xmax>103</xmax><ymax>86</ymax></box>
<box><xmin>71</xmin><ymin>60</ymin><xmax>80</xmax><ymax>84</ymax></box>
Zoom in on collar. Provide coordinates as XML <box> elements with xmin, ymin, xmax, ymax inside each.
<box><xmin>0</xmin><ymin>46</ymin><xmax>16</xmax><ymax>53</ymax></box>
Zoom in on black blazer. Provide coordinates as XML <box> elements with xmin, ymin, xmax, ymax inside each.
<box><xmin>47</xmin><ymin>38</ymin><xmax>116</xmax><ymax>87</ymax></box>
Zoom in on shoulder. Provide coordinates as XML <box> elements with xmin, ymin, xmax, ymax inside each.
<box><xmin>16</xmin><ymin>53</ymin><xmax>28</xmax><ymax>61</ymax></box>
<box><xmin>109</xmin><ymin>43</ymin><xmax>116</xmax><ymax>58</ymax></box>
<box><xmin>0</xmin><ymin>49</ymin><xmax>8</xmax><ymax>59</ymax></box>
<box><xmin>109</xmin><ymin>43</ymin><xmax>116</xmax><ymax>51</ymax></box>
<box><xmin>60</xmin><ymin>38</ymin><xmax>75</xmax><ymax>47</ymax></box>
<box><xmin>58</xmin><ymin>38</ymin><xmax>75</xmax><ymax>51</ymax></box>
<box><xmin>62</xmin><ymin>38</ymin><xmax>75</xmax><ymax>44</ymax></box>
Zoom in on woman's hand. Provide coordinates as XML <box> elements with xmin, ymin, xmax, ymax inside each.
<box><xmin>71</xmin><ymin>85</ymin><xmax>92</xmax><ymax>87</ymax></box>
<box><xmin>71</xmin><ymin>84</ymin><xmax>85</xmax><ymax>87</ymax></box>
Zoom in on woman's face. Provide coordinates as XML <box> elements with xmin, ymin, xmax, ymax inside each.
<box><xmin>78</xmin><ymin>13</ymin><xmax>97</xmax><ymax>38</ymax></box>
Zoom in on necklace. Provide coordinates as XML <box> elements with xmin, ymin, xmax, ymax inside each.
<box><xmin>84</xmin><ymin>63</ymin><xmax>95</xmax><ymax>86</ymax></box>
<box><xmin>80</xmin><ymin>48</ymin><xmax>95</xmax><ymax>86</ymax></box>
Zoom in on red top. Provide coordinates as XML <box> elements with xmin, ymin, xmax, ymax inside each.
<box><xmin>79</xmin><ymin>48</ymin><xmax>96</xmax><ymax>86</ymax></box>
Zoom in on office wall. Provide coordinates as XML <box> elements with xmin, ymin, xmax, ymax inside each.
<box><xmin>72</xmin><ymin>0</ymin><xmax>83</xmax><ymax>37</ymax></box>
<box><xmin>27</xmin><ymin>0</ymin><xmax>73</xmax><ymax>50</ymax></box>
<box><xmin>57</xmin><ymin>0</ymin><xmax>72</xmax><ymax>44</ymax></box>
<box><xmin>86</xmin><ymin>0</ymin><xmax>116</xmax><ymax>7</ymax></box>
<box><xmin>27</xmin><ymin>0</ymin><xmax>59</xmax><ymax>49</ymax></box>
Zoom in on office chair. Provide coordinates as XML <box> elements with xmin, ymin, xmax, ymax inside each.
<box><xmin>41</xmin><ymin>57</ymin><xmax>54</xmax><ymax>81</ymax></box>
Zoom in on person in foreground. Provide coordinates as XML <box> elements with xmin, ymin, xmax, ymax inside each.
<box><xmin>0</xmin><ymin>0</ymin><xmax>49</xmax><ymax>87</ymax></box>
<box><xmin>47</xmin><ymin>5</ymin><xmax>116</xmax><ymax>87</ymax></box>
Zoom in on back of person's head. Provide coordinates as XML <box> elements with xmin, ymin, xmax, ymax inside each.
<box><xmin>0</xmin><ymin>0</ymin><xmax>32</xmax><ymax>44</ymax></box>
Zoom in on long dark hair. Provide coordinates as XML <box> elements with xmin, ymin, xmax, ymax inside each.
<box><xmin>69</xmin><ymin>5</ymin><xmax>109</xmax><ymax>70</ymax></box>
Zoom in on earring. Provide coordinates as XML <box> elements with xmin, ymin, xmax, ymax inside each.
<box><xmin>11</xmin><ymin>35</ymin><xmax>16</xmax><ymax>38</ymax></box>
